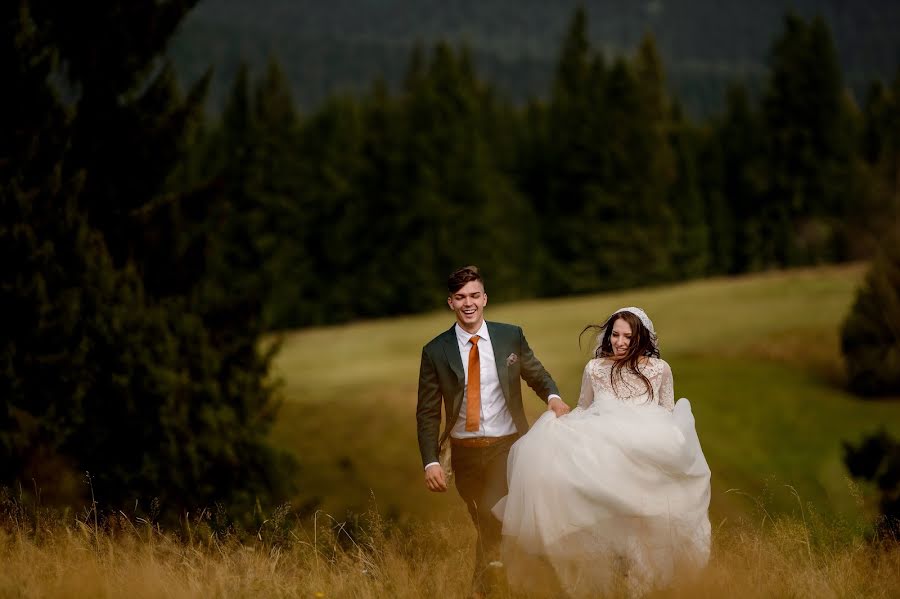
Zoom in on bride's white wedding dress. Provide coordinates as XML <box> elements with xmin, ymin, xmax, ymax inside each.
<box><xmin>493</xmin><ymin>357</ymin><xmax>711</xmax><ymax>596</ymax></box>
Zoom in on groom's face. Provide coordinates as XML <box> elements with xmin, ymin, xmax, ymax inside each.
<box><xmin>448</xmin><ymin>280</ymin><xmax>487</xmax><ymax>332</ymax></box>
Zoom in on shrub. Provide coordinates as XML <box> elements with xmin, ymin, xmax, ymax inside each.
<box><xmin>843</xmin><ymin>429</ymin><xmax>900</xmax><ymax>537</ymax></box>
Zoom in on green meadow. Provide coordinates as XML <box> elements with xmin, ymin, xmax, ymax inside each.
<box><xmin>268</xmin><ymin>263</ymin><xmax>900</xmax><ymax>529</ymax></box>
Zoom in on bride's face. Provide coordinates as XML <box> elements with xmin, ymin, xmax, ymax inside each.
<box><xmin>610</xmin><ymin>318</ymin><xmax>633</xmax><ymax>359</ymax></box>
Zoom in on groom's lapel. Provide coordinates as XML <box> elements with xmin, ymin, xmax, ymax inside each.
<box><xmin>487</xmin><ymin>322</ymin><xmax>512</xmax><ymax>401</ymax></box>
<box><xmin>441</xmin><ymin>326</ymin><xmax>464</xmax><ymax>385</ymax></box>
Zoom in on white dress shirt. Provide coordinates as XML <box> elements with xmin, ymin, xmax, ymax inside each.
<box><xmin>451</xmin><ymin>321</ymin><xmax>518</xmax><ymax>439</ymax></box>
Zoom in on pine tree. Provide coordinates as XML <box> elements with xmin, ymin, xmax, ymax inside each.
<box><xmin>402</xmin><ymin>43</ymin><xmax>536</xmax><ymax>303</ymax></box>
<box><xmin>710</xmin><ymin>84</ymin><xmax>769</xmax><ymax>273</ymax></box>
<box><xmin>541</xmin><ymin>5</ymin><xmax>596</xmax><ymax>293</ymax></box>
<box><xmin>630</xmin><ymin>35</ymin><xmax>679</xmax><ymax>283</ymax></box>
<box><xmin>762</xmin><ymin>13</ymin><xmax>861</xmax><ymax>265</ymax></box>
<box><xmin>353</xmin><ymin>77</ymin><xmax>439</xmax><ymax>316</ymax></box>
<box><xmin>859</xmin><ymin>69</ymin><xmax>900</xmax><ymax>254</ymax></box>
<box><xmin>669</xmin><ymin>103</ymin><xmax>710</xmax><ymax>279</ymax></box>
<box><xmin>252</xmin><ymin>57</ymin><xmax>316</xmax><ymax>329</ymax></box>
<box><xmin>1</xmin><ymin>1</ymin><xmax>293</xmax><ymax>518</ymax></box>
<box><xmin>539</xmin><ymin>7</ymin><xmax>627</xmax><ymax>293</ymax></box>
<box><xmin>295</xmin><ymin>94</ymin><xmax>366</xmax><ymax>323</ymax></box>
<box><xmin>840</xmin><ymin>230</ymin><xmax>900</xmax><ymax>396</ymax></box>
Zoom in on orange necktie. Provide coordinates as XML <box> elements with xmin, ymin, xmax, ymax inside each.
<box><xmin>465</xmin><ymin>335</ymin><xmax>481</xmax><ymax>432</ymax></box>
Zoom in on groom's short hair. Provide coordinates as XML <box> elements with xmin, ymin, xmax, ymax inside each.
<box><xmin>448</xmin><ymin>265</ymin><xmax>484</xmax><ymax>294</ymax></box>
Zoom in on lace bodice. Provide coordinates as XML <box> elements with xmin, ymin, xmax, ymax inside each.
<box><xmin>577</xmin><ymin>357</ymin><xmax>675</xmax><ymax>411</ymax></box>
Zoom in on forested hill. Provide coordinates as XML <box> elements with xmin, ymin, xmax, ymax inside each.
<box><xmin>170</xmin><ymin>0</ymin><xmax>900</xmax><ymax>115</ymax></box>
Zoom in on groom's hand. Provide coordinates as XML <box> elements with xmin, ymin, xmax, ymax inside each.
<box><xmin>547</xmin><ymin>397</ymin><xmax>570</xmax><ymax>417</ymax></box>
<box><xmin>424</xmin><ymin>464</ymin><xmax>448</xmax><ymax>492</ymax></box>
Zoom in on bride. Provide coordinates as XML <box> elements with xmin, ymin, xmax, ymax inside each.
<box><xmin>492</xmin><ymin>307</ymin><xmax>711</xmax><ymax>596</ymax></box>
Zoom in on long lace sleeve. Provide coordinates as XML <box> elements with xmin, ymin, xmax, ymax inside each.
<box><xmin>657</xmin><ymin>360</ymin><xmax>675</xmax><ymax>412</ymax></box>
<box><xmin>577</xmin><ymin>362</ymin><xmax>594</xmax><ymax>409</ymax></box>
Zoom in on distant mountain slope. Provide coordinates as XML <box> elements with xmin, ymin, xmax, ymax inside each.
<box><xmin>170</xmin><ymin>0</ymin><xmax>900</xmax><ymax>115</ymax></box>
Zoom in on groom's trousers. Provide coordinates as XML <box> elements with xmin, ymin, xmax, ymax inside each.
<box><xmin>451</xmin><ymin>434</ymin><xmax>518</xmax><ymax>595</ymax></box>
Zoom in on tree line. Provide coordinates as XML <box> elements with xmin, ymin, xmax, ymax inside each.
<box><xmin>188</xmin><ymin>8</ymin><xmax>899</xmax><ymax>330</ymax></box>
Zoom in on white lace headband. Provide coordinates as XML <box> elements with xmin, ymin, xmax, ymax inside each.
<box><xmin>612</xmin><ymin>306</ymin><xmax>655</xmax><ymax>336</ymax></box>
<box><xmin>594</xmin><ymin>306</ymin><xmax>659</xmax><ymax>353</ymax></box>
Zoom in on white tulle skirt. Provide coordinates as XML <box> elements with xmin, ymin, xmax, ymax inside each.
<box><xmin>493</xmin><ymin>398</ymin><xmax>711</xmax><ymax>597</ymax></box>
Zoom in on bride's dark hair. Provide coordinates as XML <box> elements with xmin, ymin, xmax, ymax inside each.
<box><xmin>580</xmin><ymin>311</ymin><xmax>661</xmax><ymax>401</ymax></box>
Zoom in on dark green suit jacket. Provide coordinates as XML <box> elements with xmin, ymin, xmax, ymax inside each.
<box><xmin>416</xmin><ymin>321</ymin><xmax>560</xmax><ymax>468</ymax></box>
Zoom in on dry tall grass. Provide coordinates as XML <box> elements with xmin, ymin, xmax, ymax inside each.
<box><xmin>2</xmin><ymin>493</ymin><xmax>897</xmax><ymax>599</ymax></box>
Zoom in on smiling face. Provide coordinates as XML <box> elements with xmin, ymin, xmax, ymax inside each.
<box><xmin>610</xmin><ymin>318</ymin><xmax>633</xmax><ymax>359</ymax></box>
<box><xmin>448</xmin><ymin>280</ymin><xmax>487</xmax><ymax>333</ymax></box>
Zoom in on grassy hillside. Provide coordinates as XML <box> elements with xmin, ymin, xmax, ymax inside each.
<box><xmin>268</xmin><ymin>263</ymin><xmax>900</xmax><ymax>529</ymax></box>
<box><xmin>3</xmin><ymin>263</ymin><xmax>899</xmax><ymax>599</ymax></box>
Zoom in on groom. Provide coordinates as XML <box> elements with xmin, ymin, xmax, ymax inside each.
<box><xmin>416</xmin><ymin>265</ymin><xmax>568</xmax><ymax>598</ymax></box>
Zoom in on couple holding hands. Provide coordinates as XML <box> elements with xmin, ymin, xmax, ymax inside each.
<box><xmin>416</xmin><ymin>266</ymin><xmax>711</xmax><ymax>597</ymax></box>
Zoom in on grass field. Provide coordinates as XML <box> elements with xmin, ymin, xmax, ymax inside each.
<box><xmin>2</xmin><ymin>504</ymin><xmax>899</xmax><ymax>598</ymax></box>
<box><xmin>267</xmin><ymin>262</ymin><xmax>900</xmax><ymax>528</ymax></box>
